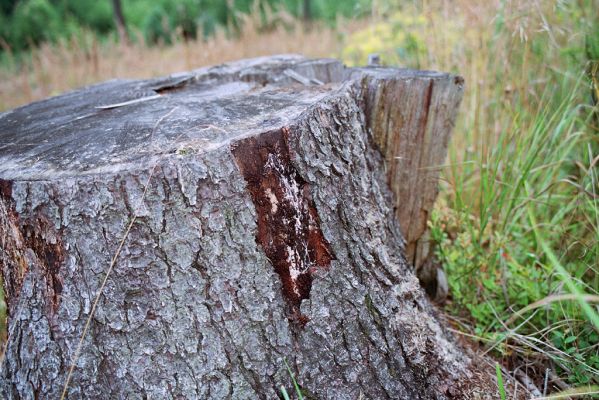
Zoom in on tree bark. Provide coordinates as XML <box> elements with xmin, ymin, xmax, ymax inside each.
<box><xmin>0</xmin><ymin>56</ymin><xmax>506</xmax><ymax>399</ymax></box>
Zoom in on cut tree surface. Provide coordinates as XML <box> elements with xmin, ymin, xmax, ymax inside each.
<box><xmin>0</xmin><ymin>55</ymin><xmax>509</xmax><ymax>399</ymax></box>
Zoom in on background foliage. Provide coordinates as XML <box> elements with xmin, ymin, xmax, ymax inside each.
<box><xmin>0</xmin><ymin>0</ymin><xmax>371</xmax><ymax>50</ymax></box>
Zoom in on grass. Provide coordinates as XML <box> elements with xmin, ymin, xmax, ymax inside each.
<box><xmin>281</xmin><ymin>358</ymin><xmax>304</xmax><ymax>400</ymax></box>
<box><xmin>0</xmin><ymin>0</ymin><xmax>598</xmax><ymax>395</ymax></box>
<box><xmin>496</xmin><ymin>363</ymin><xmax>506</xmax><ymax>400</ymax></box>
<box><xmin>345</xmin><ymin>0</ymin><xmax>598</xmax><ymax>391</ymax></box>
<box><xmin>0</xmin><ymin>13</ymin><xmax>357</xmax><ymax>111</ymax></box>
<box><xmin>415</xmin><ymin>0</ymin><xmax>596</xmax><ymax>391</ymax></box>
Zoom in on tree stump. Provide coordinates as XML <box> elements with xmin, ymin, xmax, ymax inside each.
<box><xmin>0</xmin><ymin>55</ymin><xmax>498</xmax><ymax>399</ymax></box>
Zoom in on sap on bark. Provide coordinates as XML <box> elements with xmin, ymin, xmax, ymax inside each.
<box><xmin>0</xmin><ymin>55</ymin><xmax>521</xmax><ymax>399</ymax></box>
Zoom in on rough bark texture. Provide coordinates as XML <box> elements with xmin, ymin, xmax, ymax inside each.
<box><xmin>0</xmin><ymin>55</ymin><xmax>498</xmax><ymax>399</ymax></box>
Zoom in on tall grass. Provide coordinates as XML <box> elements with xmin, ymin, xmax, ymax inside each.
<box><xmin>0</xmin><ymin>12</ymin><xmax>356</xmax><ymax>112</ymax></box>
<box><xmin>431</xmin><ymin>79</ymin><xmax>599</xmax><ymax>385</ymax></box>
<box><xmin>424</xmin><ymin>0</ymin><xmax>597</xmax><ymax>389</ymax></box>
<box><xmin>343</xmin><ymin>0</ymin><xmax>598</xmax><ymax>389</ymax></box>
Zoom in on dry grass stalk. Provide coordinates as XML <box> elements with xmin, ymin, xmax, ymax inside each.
<box><xmin>0</xmin><ymin>17</ymin><xmax>359</xmax><ymax>112</ymax></box>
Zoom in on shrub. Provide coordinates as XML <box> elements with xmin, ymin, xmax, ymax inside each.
<box><xmin>143</xmin><ymin>5</ymin><xmax>173</xmax><ymax>45</ymax></box>
<box><xmin>59</xmin><ymin>0</ymin><xmax>115</xmax><ymax>34</ymax></box>
<box><xmin>342</xmin><ymin>12</ymin><xmax>431</xmax><ymax>68</ymax></box>
<box><xmin>8</xmin><ymin>0</ymin><xmax>62</xmax><ymax>50</ymax></box>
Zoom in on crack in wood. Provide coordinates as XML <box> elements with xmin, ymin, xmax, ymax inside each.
<box><xmin>0</xmin><ymin>179</ymin><xmax>64</xmax><ymax>315</ymax></box>
<box><xmin>231</xmin><ymin>127</ymin><xmax>334</xmax><ymax>324</ymax></box>
<box><xmin>21</xmin><ymin>213</ymin><xmax>65</xmax><ymax>313</ymax></box>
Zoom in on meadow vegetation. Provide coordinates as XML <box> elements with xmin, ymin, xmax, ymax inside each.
<box><xmin>0</xmin><ymin>0</ymin><xmax>371</xmax><ymax>50</ymax></box>
<box><xmin>0</xmin><ymin>0</ymin><xmax>598</xmax><ymax>395</ymax></box>
<box><xmin>344</xmin><ymin>0</ymin><xmax>598</xmax><ymax>391</ymax></box>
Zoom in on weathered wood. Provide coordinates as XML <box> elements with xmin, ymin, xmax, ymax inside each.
<box><xmin>0</xmin><ymin>55</ymin><xmax>502</xmax><ymax>399</ymax></box>
<box><xmin>357</xmin><ymin>68</ymin><xmax>464</xmax><ymax>298</ymax></box>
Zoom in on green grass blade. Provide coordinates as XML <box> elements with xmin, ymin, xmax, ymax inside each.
<box><xmin>283</xmin><ymin>358</ymin><xmax>304</xmax><ymax>400</ymax></box>
<box><xmin>496</xmin><ymin>363</ymin><xmax>506</xmax><ymax>400</ymax></box>
<box><xmin>527</xmin><ymin>204</ymin><xmax>599</xmax><ymax>330</ymax></box>
<box><xmin>280</xmin><ymin>386</ymin><xmax>291</xmax><ymax>400</ymax></box>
